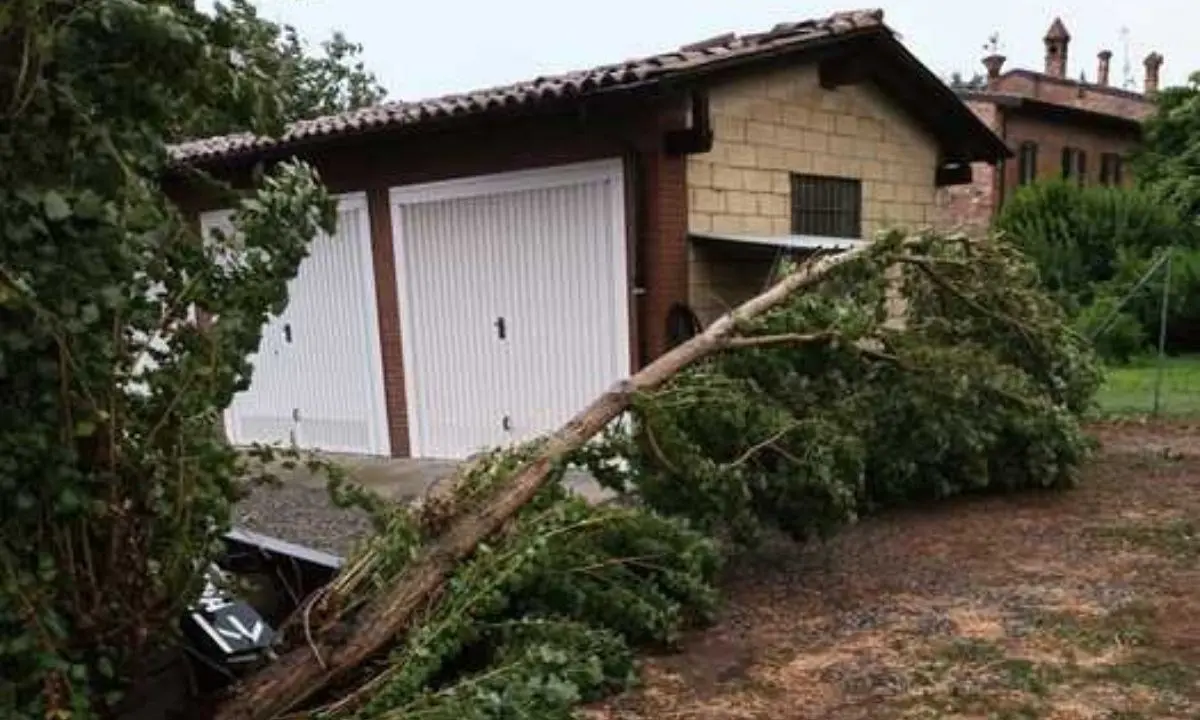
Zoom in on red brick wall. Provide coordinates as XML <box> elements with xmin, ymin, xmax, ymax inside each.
<box><xmin>170</xmin><ymin>102</ymin><xmax>685</xmax><ymax>456</ymax></box>
<box><xmin>934</xmin><ymin>96</ymin><xmax>1144</xmax><ymax>234</ymax></box>
<box><xmin>1000</xmin><ymin>112</ymin><xmax>1140</xmax><ymax>191</ymax></box>
<box><xmin>640</xmin><ymin>146</ymin><xmax>689</xmax><ymax>362</ymax></box>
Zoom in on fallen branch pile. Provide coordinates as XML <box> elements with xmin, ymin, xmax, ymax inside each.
<box><xmin>215</xmin><ymin>231</ymin><xmax>1101</xmax><ymax>719</ymax></box>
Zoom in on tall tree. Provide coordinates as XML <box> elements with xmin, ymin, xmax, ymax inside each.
<box><xmin>1134</xmin><ymin>72</ymin><xmax>1200</xmax><ymax>219</ymax></box>
<box><xmin>184</xmin><ymin>0</ymin><xmax>387</xmax><ymax>139</ymax></box>
<box><xmin>0</xmin><ymin>0</ymin><xmax>383</xmax><ymax>715</ymax></box>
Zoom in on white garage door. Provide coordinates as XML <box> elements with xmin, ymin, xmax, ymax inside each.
<box><xmin>200</xmin><ymin>193</ymin><xmax>390</xmax><ymax>456</ymax></box>
<box><xmin>391</xmin><ymin>159</ymin><xmax>630</xmax><ymax>458</ymax></box>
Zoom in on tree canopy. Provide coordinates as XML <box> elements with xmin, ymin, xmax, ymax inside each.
<box><xmin>182</xmin><ymin>0</ymin><xmax>386</xmax><ymax>140</ymax></box>
<box><xmin>0</xmin><ymin>1</ymin><xmax>383</xmax><ymax>715</ymax></box>
<box><xmin>1135</xmin><ymin>71</ymin><xmax>1200</xmax><ymax>220</ymax></box>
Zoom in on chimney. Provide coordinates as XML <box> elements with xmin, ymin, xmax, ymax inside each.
<box><xmin>1097</xmin><ymin>49</ymin><xmax>1112</xmax><ymax>86</ymax></box>
<box><xmin>982</xmin><ymin>54</ymin><xmax>1006</xmax><ymax>84</ymax></box>
<box><xmin>1043</xmin><ymin>17</ymin><xmax>1070</xmax><ymax>78</ymax></box>
<box><xmin>1144</xmin><ymin>52</ymin><xmax>1164</xmax><ymax>96</ymax></box>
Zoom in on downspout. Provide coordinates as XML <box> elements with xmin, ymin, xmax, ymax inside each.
<box><xmin>626</xmin><ymin>148</ymin><xmax>649</xmax><ymax>369</ymax></box>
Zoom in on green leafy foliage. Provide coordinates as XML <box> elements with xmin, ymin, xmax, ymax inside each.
<box><xmin>184</xmin><ymin>0</ymin><xmax>386</xmax><ymax>139</ymax></box>
<box><xmin>1073</xmin><ymin>297</ymin><xmax>1147</xmax><ymax>365</ymax></box>
<box><xmin>587</xmin><ymin>232</ymin><xmax>1100</xmax><ymax>545</ymax></box>
<box><xmin>993</xmin><ymin>180</ymin><xmax>1200</xmax><ymax>358</ymax></box>
<box><xmin>299</xmin><ymin>452</ymin><xmax>719</xmax><ymax>720</ymax></box>
<box><xmin>1134</xmin><ymin>72</ymin><xmax>1200</xmax><ymax>220</ymax></box>
<box><xmin>0</xmin><ymin>0</ymin><xmax>381</xmax><ymax>715</ymax></box>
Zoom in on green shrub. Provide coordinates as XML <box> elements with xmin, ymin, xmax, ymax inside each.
<box><xmin>992</xmin><ymin>180</ymin><xmax>1200</xmax><ymax>357</ymax></box>
<box><xmin>305</xmin><ymin>453</ymin><xmax>721</xmax><ymax>720</ymax></box>
<box><xmin>1073</xmin><ymin>298</ymin><xmax>1148</xmax><ymax>365</ymax></box>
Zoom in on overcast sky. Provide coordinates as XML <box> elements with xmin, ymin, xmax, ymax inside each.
<box><xmin>250</xmin><ymin>0</ymin><xmax>1198</xmax><ymax>101</ymax></box>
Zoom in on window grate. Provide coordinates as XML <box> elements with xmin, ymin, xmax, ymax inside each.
<box><xmin>790</xmin><ymin>174</ymin><xmax>862</xmax><ymax>239</ymax></box>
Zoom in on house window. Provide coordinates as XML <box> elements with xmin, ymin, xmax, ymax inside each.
<box><xmin>790</xmin><ymin>174</ymin><xmax>862</xmax><ymax>239</ymax></box>
<box><xmin>1100</xmin><ymin>153</ymin><xmax>1124</xmax><ymax>186</ymax></box>
<box><xmin>1061</xmin><ymin>147</ymin><xmax>1087</xmax><ymax>185</ymax></box>
<box><xmin>1018</xmin><ymin>142</ymin><xmax>1038</xmax><ymax>185</ymax></box>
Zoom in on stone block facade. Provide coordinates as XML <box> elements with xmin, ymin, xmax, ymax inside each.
<box><xmin>686</xmin><ymin>64</ymin><xmax>941</xmax><ymax>324</ymax></box>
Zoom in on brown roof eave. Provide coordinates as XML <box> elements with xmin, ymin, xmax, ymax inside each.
<box><xmin>960</xmin><ymin>91</ymin><xmax>1144</xmax><ymax>134</ymax></box>
<box><xmin>1001</xmin><ymin>68</ymin><xmax>1149</xmax><ymax>103</ymax></box>
<box><xmin>866</xmin><ymin>35</ymin><xmax>1011</xmax><ymax>162</ymax></box>
<box><xmin>166</xmin><ymin>80</ymin><xmax>672</xmax><ymax>175</ymax></box>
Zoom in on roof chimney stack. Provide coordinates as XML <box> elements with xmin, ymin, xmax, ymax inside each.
<box><xmin>982</xmin><ymin>53</ymin><xmax>1006</xmax><ymax>85</ymax></box>
<box><xmin>1097</xmin><ymin>50</ymin><xmax>1112</xmax><ymax>86</ymax></box>
<box><xmin>1043</xmin><ymin>17</ymin><xmax>1070</xmax><ymax>78</ymax></box>
<box><xmin>1144</xmin><ymin>52</ymin><xmax>1164</xmax><ymax>96</ymax></box>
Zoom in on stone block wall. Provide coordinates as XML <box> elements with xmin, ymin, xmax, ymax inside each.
<box><xmin>686</xmin><ymin>64</ymin><xmax>941</xmax><ymax>240</ymax></box>
<box><xmin>686</xmin><ymin>64</ymin><xmax>940</xmax><ymax>325</ymax></box>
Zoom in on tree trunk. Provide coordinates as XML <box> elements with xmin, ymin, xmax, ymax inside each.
<box><xmin>213</xmin><ymin>245</ymin><xmax>868</xmax><ymax>720</ymax></box>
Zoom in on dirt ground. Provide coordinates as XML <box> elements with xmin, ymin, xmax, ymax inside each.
<box><xmin>589</xmin><ymin>421</ymin><xmax>1200</xmax><ymax>720</ymax></box>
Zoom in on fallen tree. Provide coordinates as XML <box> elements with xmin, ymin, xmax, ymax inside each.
<box><xmin>213</xmin><ymin>231</ymin><xmax>872</xmax><ymax>720</ymax></box>
<box><xmin>213</xmin><ymin>230</ymin><xmax>1101</xmax><ymax>719</ymax></box>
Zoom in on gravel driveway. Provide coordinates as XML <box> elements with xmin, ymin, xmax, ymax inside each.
<box><xmin>233</xmin><ymin>455</ymin><xmax>609</xmax><ymax>557</ymax></box>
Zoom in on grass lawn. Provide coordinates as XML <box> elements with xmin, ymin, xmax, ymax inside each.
<box><xmin>1096</xmin><ymin>354</ymin><xmax>1200</xmax><ymax>418</ymax></box>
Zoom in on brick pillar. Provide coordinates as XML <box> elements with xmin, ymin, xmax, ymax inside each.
<box><xmin>639</xmin><ymin>148</ymin><xmax>689</xmax><ymax>364</ymax></box>
<box><xmin>366</xmin><ymin>188</ymin><xmax>412</xmax><ymax>457</ymax></box>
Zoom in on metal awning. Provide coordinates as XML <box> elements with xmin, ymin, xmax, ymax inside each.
<box><xmin>689</xmin><ymin>231</ymin><xmax>866</xmax><ymax>251</ymax></box>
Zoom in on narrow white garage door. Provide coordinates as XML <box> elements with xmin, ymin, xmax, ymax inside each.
<box><xmin>391</xmin><ymin>159</ymin><xmax>630</xmax><ymax>458</ymax></box>
<box><xmin>201</xmin><ymin>193</ymin><xmax>390</xmax><ymax>455</ymax></box>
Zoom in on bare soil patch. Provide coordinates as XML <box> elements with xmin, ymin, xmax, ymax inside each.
<box><xmin>589</xmin><ymin>422</ymin><xmax>1200</xmax><ymax>719</ymax></box>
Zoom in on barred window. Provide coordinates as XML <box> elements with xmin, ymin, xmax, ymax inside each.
<box><xmin>790</xmin><ymin>174</ymin><xmax>862</xmax><ymax>239</ymax></box>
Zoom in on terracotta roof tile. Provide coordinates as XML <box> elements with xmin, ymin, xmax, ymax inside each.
<box><xmin>170</xmin><ymin>9</ymin><xmax>886</xmax><ymax>163</ymax></box>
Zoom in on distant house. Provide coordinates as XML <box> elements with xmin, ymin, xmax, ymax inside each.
<box><xmin>168</xmin><ymin>9</ymin><xmax>1006</xmax><ymax>460</ymax></box>
<box><xmin>937</xmin><ymin>17</ymin><xmax>1161</xmax><ymax>232</ymax></box>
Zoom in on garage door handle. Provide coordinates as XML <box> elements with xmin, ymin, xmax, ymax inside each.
<box><xmin>495</xmin><ymin>317</ymin><xmax>506</xmax><ymax>340</ymax></box>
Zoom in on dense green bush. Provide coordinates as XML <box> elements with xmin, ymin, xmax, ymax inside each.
<box><xmin>1072</xmin><ymin>298</ymin><xmax>1148</xmax><ymax>364</ymax></box>
<box><xmin>1133</xmin><ymin>73</ymin><xmax>1200</xmax><ymax>220</ymax></box>
<box><xmin>304</xmin><ymin>451</ymin><xmax>721</xmax><ymax>720</ymax></box>
<box><xmin>992</xmin><ymin>180</ymin><xmax>1199</xmax><ymax>358</ymax></box>
<box><xmin>588</xmin><ymin>231</ymin><xmax>1100</xmax><ymax>545</ymax></box>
